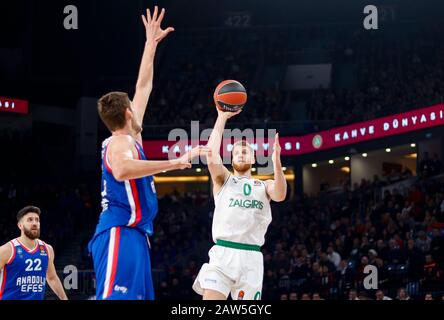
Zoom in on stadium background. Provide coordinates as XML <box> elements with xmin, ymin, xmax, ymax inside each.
<box><xmin>1</xmin><ymin>0</ymin><xmax>444</xmax><ymax>300</ymax></box>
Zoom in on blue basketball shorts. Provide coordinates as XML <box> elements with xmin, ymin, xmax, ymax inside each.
<box><xmin>89</xmin><ymin>226</ymin><xmax>154</xmax><ymax>300</ymax></box>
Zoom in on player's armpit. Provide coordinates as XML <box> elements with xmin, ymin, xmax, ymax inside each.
<box><xmin>210</xmin><ymin>166</ymin><xmax>230</xmax><ymax>195</ymax></box>
<box><xmin>213</xmin><ymin>170</ymin><xmax>228</xmax><ymax>186</ymax></box>
<box><xmin>207</xmin><ymin>150</ymin><xmax>230</xmax><ymax>185</ymax></box>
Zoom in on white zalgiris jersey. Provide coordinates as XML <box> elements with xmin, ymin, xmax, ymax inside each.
<box><xmin>212</xmin><ymin>174</ymin><xmax>272</xmax><ymax>246</ymax></box>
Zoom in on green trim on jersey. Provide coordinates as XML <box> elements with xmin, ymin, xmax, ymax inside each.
<box><xmin>216</xmin><ymin>239</ymin><xmax>261</xmax><ymax>251</ymax></box>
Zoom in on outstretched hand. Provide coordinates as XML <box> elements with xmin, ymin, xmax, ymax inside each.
<box><xmin>176</xmin><ymin>146</ymin><xmax>210</xmax><ymax>169</ymax></box>
<box><xmin>272</xmin><ymin>133</ymin><xmax>281</xmax><ymax>165</ymax></box>
<box><xmin>141</xmin><ymin>6</ymin><xmax>175</xmax><ymax>44</ymax></box>
<box><xmin>217</xmin><ymin>108</ymin><xmax>242</xmax><ymax>120</ymax></box>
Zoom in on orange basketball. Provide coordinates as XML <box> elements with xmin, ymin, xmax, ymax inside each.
<box><xmin>213</xmin><ymin>80</ymin><xmax>247</xmax><ymax>112</ymax></box>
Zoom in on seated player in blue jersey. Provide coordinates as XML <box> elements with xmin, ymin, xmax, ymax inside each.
<box><xmin>88</xmin><ymin>7</ymin><xmax>209</xmax><ymax>300</ymax></box>
<box><xmin>0</xmin><ymin>206</ymin><xmax>68</xmax><ymax>300</ymax></box>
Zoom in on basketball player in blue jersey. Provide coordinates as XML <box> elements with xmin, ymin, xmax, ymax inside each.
<box><xmin>0</xmin><ymin>206</ymin><xmax>68</xmax><ymax>300</ymax></box>
<box><xmin>88</xmin><ymin>7</ymin><xmax>208</xmax><ymax>300</ymax></box>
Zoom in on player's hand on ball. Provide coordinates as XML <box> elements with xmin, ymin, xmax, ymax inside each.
<box><xmin>141</xmin><ymin>6</ymin><xmax>175</xmax><ymax>44</ymax></box>
<box><xmin>272</xmin><ymin>133</ymin><xmax>281</xmax><ymax>165</ymax></box>
<box><xmin>176</xmin><ymin>146</ymin><xmax>210</xmax><ymax>169</ymax></box>
<box><xmin>217</xmin><ymin>108</ymin><xmax>242</xmax><ymax>120</ymax></box>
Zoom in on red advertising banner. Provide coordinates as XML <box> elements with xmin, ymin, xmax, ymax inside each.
<box><xmin>143</xmin><ymin>103</ymin><xmax>444</xmax><ymax>159</ymax></box>
<box><xmin>0</xmin><ymin>97</ymin><xmax>29</xmax><ymax>114</ymax></box>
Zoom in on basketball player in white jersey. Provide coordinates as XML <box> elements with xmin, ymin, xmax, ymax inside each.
<box><xmin>193</xmin><ymin>108</ymin><xmax>287</xmax><ymax>300</ymax></box>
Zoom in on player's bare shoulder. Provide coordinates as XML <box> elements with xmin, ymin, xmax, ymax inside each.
<box><xmin>212</xmin><ymin>170</ymin><xmax>231</xmax><ymax>196</ymax></box>
<box><xmin>0</xmin><ymin>242</ymin><xmax>13</xmax><ymax>266</ymax></box>
<box><xmin>43</xmin><ymin>242</ymin><xmax>55</xmax><ymax>260</ymax></box>
<box><xmin>216</xmin><ymin>168</ymin><xmax>230</xmax><ymax>185</ymax></box>
<box><xmin>109</xmin><ymin>134</ymin><xmax>134</xmax><ymax>147</ymax></box>
<box><xmin>108</xmin><ymin>135</ymin><xmax>138</xmax><ymax>156</ymax></box>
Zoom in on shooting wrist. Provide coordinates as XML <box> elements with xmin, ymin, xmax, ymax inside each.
<box><xmin>216</xmin><ymin>115</ymin><xmax>229</xmax><ymax>127</ymax></box>
<box><xmin>145</xmin><ymin>40</ymin><xmax>158</xmax><ymax>52</ymax></box>
<box><xmin>274</xmin><ymin>157</ymin><xmax>282</xmax><ymax>169</ymax></box>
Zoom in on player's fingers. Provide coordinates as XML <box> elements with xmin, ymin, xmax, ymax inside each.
<box><xmin>157</xmin><ymin>8</ymin><xmax>165</xmax><ymax>23</ymax></box>
<box><xmin>227</xmin><ymin>109</ymin><xmax>241</xmax><ymax>118</ymax></box>
<box><xmin>152</xmin><ymin>6</ymin><xmax>159</xmax><ymax>22</ymax></box>
<box><xmin>147</xmin><ymin>8</ymin><xmax>152</xmax><ymax>24</ymax></box>
<box><xmin>275</xmin><ymin>132</ymin><xmax>279</xmax><ymax>145</ymax></box>
<box><xmin>155</xmin><ymin>27</ymin><xmax>174</xmax><ymax>41</ymax></box>
<box><xmin>141</xmin><ymin>15</ymin><xmax>148</xmax><ymax>28</ymax></box>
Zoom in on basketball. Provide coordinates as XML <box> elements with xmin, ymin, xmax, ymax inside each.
<box><xmin>213</xmin><ymin>80</ymin><xmax>247</xmax><ymax>112</ymax></box>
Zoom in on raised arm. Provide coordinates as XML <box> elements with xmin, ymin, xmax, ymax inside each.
<box><xmin>265</xmin><ymin>133</ymin><xmax>287</xmax><ymax>202</ymax></box>
<box><xmin>132</xmin><ymin>7</ymin><xmax>174</xmax><ymax>144</ymax></box>
<box><xmin>45</xmin><ymin>245</ymin><xmax>68</xmax><ymax>300</ymax></box>
<box><xmin>206</xmin><ymin>109</ymin><xmax>241</xmax><ymax>193</ymax></box>
<box><xmin>109</xmin><ymin>135</ymin><xmax>208</xmax><ymax>181</ymax></box>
